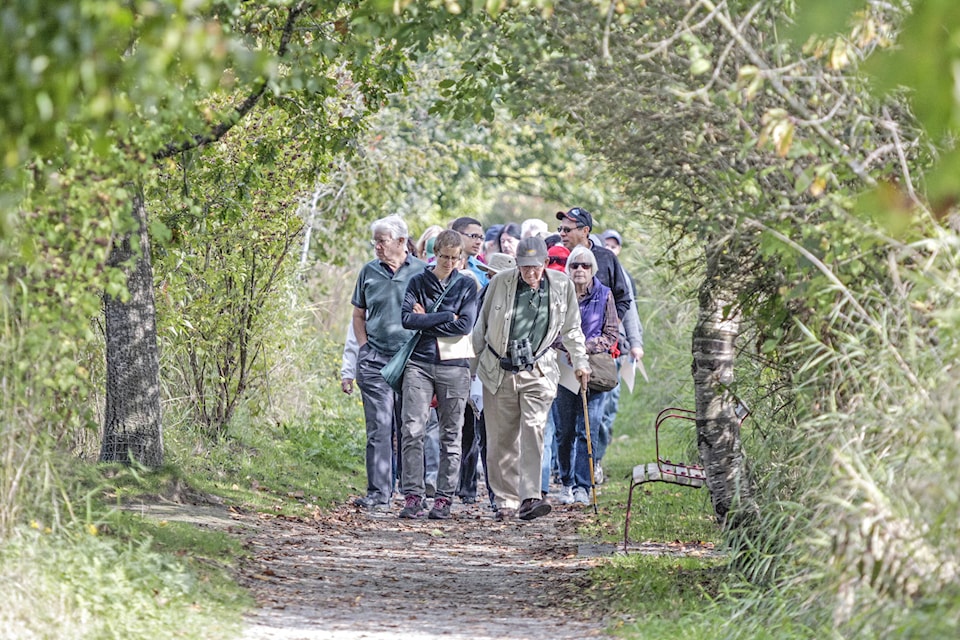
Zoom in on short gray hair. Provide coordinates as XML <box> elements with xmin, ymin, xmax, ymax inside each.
<box><xmin>371</xmin><ymin>214</ymin><xmax>408</xmax><ymax>240</ymax></box>
<box><xmin>565</xmin><ymin>245</ymin><xmax>597</xmax><ymax>276</ymax></box>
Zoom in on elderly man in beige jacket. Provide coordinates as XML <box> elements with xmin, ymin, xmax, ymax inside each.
<box><xmin>472</xmin><ymin>236</ymin><xmax>591</xmax><ymax>521</ymax></box>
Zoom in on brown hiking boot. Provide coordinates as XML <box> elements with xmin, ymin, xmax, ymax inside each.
<box><xmin>518</xmin><ymin>497</ymin><xmax>551</xmax><ymax>521</ymax></box>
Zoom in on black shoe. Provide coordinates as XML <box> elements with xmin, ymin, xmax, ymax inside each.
<box><xmin>355</xmin><ymin>495</ymin><xmax>390</xmax><ymax>510</ymax></box>
<box><xmin>518</xmin><ymin>497</ymin><xmax>551</xmax><ymax>521</ymax></box>
<box><xmin>459</xmin><ymin>495</ymin><xmax>477</xmax><ymax>504</ymax></box>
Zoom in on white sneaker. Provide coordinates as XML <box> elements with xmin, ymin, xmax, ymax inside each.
<box><xmin>557</xmin><ymin>485</ymin><xmax>575</xmax><ymax>504</ymax></box>
<box><xmin>594</xmin><ymin>463</ymin><xmax>604</xmax><ymax>485</ymax></box>
<box><xmin>573</xmin><ymin>486</ymin><xmax>590</xmax><ymax>505</ymax></box>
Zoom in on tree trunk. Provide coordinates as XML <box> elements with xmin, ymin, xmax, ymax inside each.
<box><xmin>100</xmin><ymin>188</ymin><xmax>163</xmax><ymax>467</ymax></box>
<box><xmin>691</xmin><ymin>248</ymin><xmax>754</xmax><ymax>526</ymax></box>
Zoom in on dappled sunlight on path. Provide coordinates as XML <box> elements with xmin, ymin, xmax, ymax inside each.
<box><xmin>235</xmin><ymin>499</ymin><xmax>615</xmax><ymax>640</ymax></box>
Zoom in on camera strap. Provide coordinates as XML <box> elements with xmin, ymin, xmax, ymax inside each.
<box><xmin>485</xmin><ymin>344</ymin><xmax>507</xmax><ymax>360</ymax></box>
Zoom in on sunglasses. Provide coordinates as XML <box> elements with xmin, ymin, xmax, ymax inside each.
<box><xmin>569</xmin><ymin>262</ymin><xmax>592</xmax><ymax>270</ymax></box>
<box><xmin>557</xmin><ymin>226</ymin><xmax>581</xmax><ymax>234</ymax></box>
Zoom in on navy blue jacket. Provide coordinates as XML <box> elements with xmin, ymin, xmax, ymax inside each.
<box><xmin>402</xmin><ymin>269</ymin><xmax>479</xmax><ymax>368</ymax></box>
<box><xmin>591</xmin><ymin>241</ymin><xmax>633</xmax><ymax>320</ymax></box>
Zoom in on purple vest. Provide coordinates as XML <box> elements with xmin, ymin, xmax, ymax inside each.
<box><xmin>579</xmin><ymin>277</ymin><xmax>611</xmax><ymax>341</ymax></box>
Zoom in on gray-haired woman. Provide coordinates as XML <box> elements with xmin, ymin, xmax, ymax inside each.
<box><xmin>552</xmin><ymin>245</ymin><xmax>618</xmax><ymax>505</ymax></box>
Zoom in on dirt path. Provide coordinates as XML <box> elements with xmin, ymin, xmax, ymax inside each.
<box><xmin>228</xmin><ymin>497</ymin><xmax>618</xmax><ymax>640</ymax></box>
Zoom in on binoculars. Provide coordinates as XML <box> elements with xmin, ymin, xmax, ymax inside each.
<box><xmin>499</xmin><ymin>338</ymin><xmax>535</xmax><ymax>373</ymax></box>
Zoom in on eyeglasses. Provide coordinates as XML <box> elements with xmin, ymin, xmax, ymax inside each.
<box><xmin>370</xmin><ymin>237</ymin><xmax>396</xmax><ymax>247</ymax></box>
<box><xmin>459</xmin><ymin>232</ymin><xmax>484</xmax><ymax>240</ymax></box>
<box><xmin>569</xmin><ymin>262</ymin><xmax>592</xmax><ymax>270</ymax></box>
<box><xmin>557</xmin><ymin>226</ymin><xmax>581</xmax><ymax>234</ymax></box>
<box><xmin>548</xmin><ymin>256</ymin><xmax>566</xmax><ymax>265</ymax></box>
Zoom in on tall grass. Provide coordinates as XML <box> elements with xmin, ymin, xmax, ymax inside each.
<box><xmin>0</xmin><ymin>287</ymin><xmax>94</xmax><ymax>538</ymax></box>
<box><xmin>0</xmin><ymin>521</ymin><xmax>248</xmax><ymax>640</ymax></box>
<box><xmin>591</xmin><ymin>217</ymin><xmax>960</xmax><ymax>638</ymax></box>
<box><xmin>1</xmin><ymin>282</ymin><xmax>41</xmax><ymax>536</ymax></box>
<box><xmin>689</xmin><ymin>231</ymin><xmax>960</xmax><ymax>638</ymax></box>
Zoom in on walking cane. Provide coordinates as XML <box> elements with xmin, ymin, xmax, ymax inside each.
<box><xmin>581</xmin><ymin>385</ymin><xmax>599</xmax><ymax>515</ymax></box>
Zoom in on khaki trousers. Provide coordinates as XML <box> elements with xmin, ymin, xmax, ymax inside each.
<box><xmin>483</xmin><ymin>368</ymin><xmax>558</xmax><ymax>510</ymax></box>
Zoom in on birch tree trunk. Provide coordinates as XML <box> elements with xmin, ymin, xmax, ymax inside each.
<box><xmin>692</xmin><ymin>248</ymin><xmax>754</xmax><ymax>526</ymax></box>
<box><xmin>100</xmin><ymin>188</ymin><xmax>163</xmax><ymax>466</ymax></box>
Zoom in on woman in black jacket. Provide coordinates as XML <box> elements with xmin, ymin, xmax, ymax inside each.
<box><xmin>397</xmin><ymin>229</ymin><xmax>479</xmax><ymax>520</ymax></box>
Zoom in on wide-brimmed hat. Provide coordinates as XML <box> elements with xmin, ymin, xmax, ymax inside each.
<box><xmin>477</xmin><ymin>252</ymin><xmax>516</xmax><ymax>275</ymax></box>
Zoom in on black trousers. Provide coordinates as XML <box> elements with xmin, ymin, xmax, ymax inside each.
<box><xmin>457</xmin><ymin>405</ymin><xmax>494</xmax><ymax>503</ymax></box>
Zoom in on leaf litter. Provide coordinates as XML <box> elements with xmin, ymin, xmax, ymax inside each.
<box><xmin>233</xmin><ymin>497</ymin><xmax>616</xmax><ymax>640</ymax></box>
<box><xmin>129</xmin><ymin>488</ymin><xmax>716</xmax><ymax>639</ymax></box>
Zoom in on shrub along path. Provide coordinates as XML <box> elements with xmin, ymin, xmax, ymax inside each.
<box><xmin>232</xmin><ymin>496</ymin><xmax>618</xmax><ymax>640</ymax></box>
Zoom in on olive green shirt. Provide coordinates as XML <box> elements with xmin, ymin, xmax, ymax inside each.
<box><xmin>509</xmin><ymin>275</ymin><xmax>550</xmax><ymax>353</ymax></box>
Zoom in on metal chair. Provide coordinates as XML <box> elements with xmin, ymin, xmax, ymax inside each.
<box><xmin>622</xmin><ymin>402</ymin><xmax>749</xmax><ymax>551</ymax></box>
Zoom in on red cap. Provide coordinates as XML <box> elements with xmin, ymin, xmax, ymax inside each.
<box><xmin>547</xmin><ymin>245</ymin><xmax>569</xmax><ymax>272</ymax></box>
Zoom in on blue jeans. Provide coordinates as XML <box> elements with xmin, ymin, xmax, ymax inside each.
<box><xmin>541</xmin><ymin>400</ymin><xmax>560</xmax><ymax>493</ymax></box>
<box><xmin>596</xmin><ymin>385</ymin><xmax>620</xmax><ymax>464</ymax></box>
<box><xmin>555</xmin><ymin>386</ymin><xmax>606</xmax><ymax>490</ymax></box>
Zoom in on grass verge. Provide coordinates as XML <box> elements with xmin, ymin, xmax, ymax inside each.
<box><xmin>0</xmin><ymin>517</ymin><xmax>250</xmax><ymax>640</ymax></box>
<box><xmin>581</xmin><ymin>348</ymin><xmax>732</xmax><ymax>639</ymax></box>
<box><xmin>1</xmin><ymin>334</ymin><xmax>368</xmax><ymax>640</ymax></box>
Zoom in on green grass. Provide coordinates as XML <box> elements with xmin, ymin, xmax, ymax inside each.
<box><xmin>588</xmin><ymin>555</ymin><xmax>726</xmax><ymax>636</ymax></box>
<box><xmin>593</xmin><ymin>377</ymin><xmax>720</xmax><ymax>547</ymax></box>
<box><xmin>579</xmin><ymin>298</ymin><xmax>740</xmax><ymax>639</ymax></box>
<box><xmin>0</xmin><ymin>520</ymin><xmax>250</xmax><ymax>640</ymax></box>
<box><xmin>584</xmin><ymin>363</ymin><xmax>832</xmax><ymax>639</ymax></box>
<box><xmin>158</xmin><ymin>372</ymin><xmax>368</xmax><ymax>517</ymax></box>
<box><xmin>0</xmin><ymin>458</ymin><xmax>254</xmax><ymax>640</ymax></box>
<box><xmin>0</xmin><ymin>333</ymin><xmax>369</xmax><ymax>640</ymax></box>
<box><xmin>587</xmin><ymin>412</ymin><xmax>738</xmax><ymax>640</ymax></box>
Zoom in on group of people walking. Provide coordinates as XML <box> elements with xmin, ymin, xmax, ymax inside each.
<box><xmin>341</xmin><ymin>208</ymin><xmax>643</xmax><ymax>522</ymax></box>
